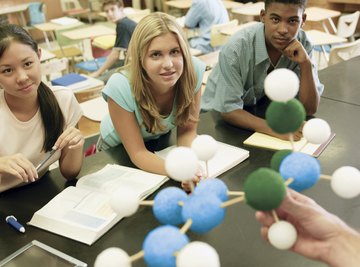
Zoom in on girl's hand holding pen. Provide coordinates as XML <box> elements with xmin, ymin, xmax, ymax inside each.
<box><xmin>0</xmin><ymin>154</ymin><xmax>38</xmax><ymax>182</ymax></box>
<box><xmin>54</xmin><ymin>127</ymin><xmax>84</xmax><ymax>150</ymax></box>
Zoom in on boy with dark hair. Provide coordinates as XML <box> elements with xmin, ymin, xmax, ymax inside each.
<box><xmin>201</xmin><ymin>0</ymin><xmax>324</xmax><ymax>140</ymax></box>
<box><xmin>90</xmin><ymin>0</ymin><xmax>137</xmax><ymax>81</ymax></box>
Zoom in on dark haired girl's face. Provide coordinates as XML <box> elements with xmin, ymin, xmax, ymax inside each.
<box><xmin>0</xmin><ymin>41</ymin><xmax>41</xmax><ymax>100</ymax></box>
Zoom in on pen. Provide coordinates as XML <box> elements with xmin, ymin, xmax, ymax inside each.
<box><xmin>6</xmin><ymin>215</ymin><xmax>25</xmax><ymax>233</ymax></box>
<box><xmin>36</xmin><ymin>148</ymin><xmax>57</xmax><ymax>172</ymax></box>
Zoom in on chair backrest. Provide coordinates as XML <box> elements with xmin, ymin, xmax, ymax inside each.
<box><xmin>336</xmin><ymin>11</ymin><xmax>360</xmax><ymax>41</ymax></box>
<box><xmin>328</xmin><ymin>39</ymin><xmax>360</xmax><ymax>66</ymax></box>
<box><xmin>41</xmin><ymin>58</ymin><xmax>69</xmax><ymax>83</ymax></box>
<box><xmin>60</xmin><ymin>0</ymin><xmax>84</xmax><ymax>12</ymax></box>
<box><xmin>210</xmin><ymin>19</ymin><xmax>238</xmax><ymax>48</ymax></box>
<box><xmin>28</xmin><ymin>2</ymin><xmax>46</xmax><ymax>25</ymax></box>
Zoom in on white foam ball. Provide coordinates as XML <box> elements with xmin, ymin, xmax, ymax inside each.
<box><xmin>94</xmin><ymin>247</ymin><xmax>131</xmax><ymax>267</ymax></box>
<box><xmin>177</xmin><ymin>241</ymin><xmax>220</xmax><ymax>267</ymax></box>
<box><xmin>264</xmin><ymin>68</ymin><xmax>299</xmax><ymax>102</ymax></box>
<box><xmin>165</xmin><ymin>146</ymin><xmax>198</xmax><ymax>182</ymax></box>
<box><xmin>191</xmin><ymin>135</ymin><xmax>218</xmax><ymax>161</ymax></box>
<box><xmin>268</xmin><ymin>221</ymin><xmax>297</xmax><ymax>250</ymax></box>
<box><xmin>331</xmin><ymin>166</ymin><xmax>360</xmax><ymax>199</ymax></box>
<box><xmin>110</xmin><ymin>187</ymin><xmax>139</xmax><ymax>216</ymax></box>
<box><xmin>303</xmin><ymin>118</ymin><xmax>331</xmax><ymax>144</ymax></box>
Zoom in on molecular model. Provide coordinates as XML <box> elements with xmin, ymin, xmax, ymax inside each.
<box><xmin>94</xmin><ymin>69</ymin><xmax>360</xmax><ymax>267</ymax></box>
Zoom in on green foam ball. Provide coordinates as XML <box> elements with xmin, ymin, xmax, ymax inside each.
<box><xmin>270</xmin><ymin>150</ymin><xmax>292</xmax><ymax>171</ymax></box>
<box><xmin>265</xmin><ymin>99</ymin><xmax>305</xmax><ymax>134</ymax></box>
<box><xmin>244</xmin><ymin>168</ymin><xmax>286</xmax><ymax>211</ymax></box>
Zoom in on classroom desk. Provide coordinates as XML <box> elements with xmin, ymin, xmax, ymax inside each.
<box><xmin>230</xmin><ymin>2</ymin><xmax>264</xmax><ymax>21</ymax></box>
<box><xmin>165</xmin><ymin>0</ymin><xmax>244</xmax><ymax>12</ymax></box>
<box><xmin>1</xmin><ymin>59</ymin><xmax>360</xmax><ymax>266</ymax></box>
<box><xmin>220</xmin><ymin>21</ymin><xmax>259</xmax><ymax>36</ymax></box>
<box><xmin>0</xmin><ymin>3</ymin><xmax>29</xmax><ymax>26</ymax></box>
<box><xmin>319</xmin><ymin>56</ymin><xmax>360</xmax><ymax>106</ymax></box>
<box><xmin>61</xmin><ymin>24</ymin><xmax>116</xmax><ymax>41</ymax></box>
<box><xmin>306</xmin><ymin>29</ymin><xmax>347</xmax><ymax>61</ymax></box>
<box><xmin>33</xmin><ymin>20</ymin><xmax>84</xmax><ymax>49</ymax></box>
<box><xmin>305</xmin><ymin>7</ymin><xmax>341</xmax><ymax>34</ymax></box>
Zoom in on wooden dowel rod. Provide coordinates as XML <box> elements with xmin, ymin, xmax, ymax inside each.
<box><xmin>221</xmin><ymin>196</ymin><xmax>244</xmax><ymax>208</ymax></box>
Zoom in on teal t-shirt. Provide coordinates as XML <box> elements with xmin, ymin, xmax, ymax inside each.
<box><xmin>100</xmin><ymin>56</ymin><xmax>206</xmax><ymax>147</ymax></box>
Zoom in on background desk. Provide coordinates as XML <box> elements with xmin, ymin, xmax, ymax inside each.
<box><xmin>319</xmin><ymin>56</ymin><xmax>360</xmax><ymax>106</ymax></box>
<box><xmin>1</xmin><ymin>58</ymin><xmax>360</xmax><ymax>267</ymax></box>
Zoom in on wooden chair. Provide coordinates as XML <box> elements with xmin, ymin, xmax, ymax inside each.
<box><xmin>328</xmin><ymin>39</ymin><xmax>360</xmax><ymax>66</ymax></box>
<box><xmin>40</xmin><ymin>58</ymin><xmax>69</xmax><ymax>84</ymax></box>
<box><xmin>210</xmin><ymin>19</ymin><xmax>238</xmax><ymax>48</ymax></box>
<box><xmin>75</xmin><ymin>34</ymin><xmax>116</xmax><ymax>73</ymax></box>
<box><xmin>60</xmin><ymin>0</ymin><xmax>92</xmax><ymax>23</ymax></box>
<box><xmin>50</xmin><ymin>24</ymin><xmax>86</xmax><ymax>70</ymax></box>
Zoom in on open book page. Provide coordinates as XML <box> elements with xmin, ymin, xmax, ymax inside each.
<box><xmin>28</xmin><ymin>164</ymin><xmax>168</xmax><ymax>245</ymax></box>
<box><xmin>76</xmin><ymin>164</ymin><xmax>168</xmax><ymax>199</ymax></box>
<box><xmin>28</xmin><ymin>186</ymin><xmax>118</xmax><ymax>245</ymax></box>
<box><xmin>243</xmin><ymin>132</ymin><xmax>335</xmax><ymax>157</ymax></box>
<box><xmin>155</xmin><ymin>142</ymin><xmax>249</xmax><ymax>179</ymax></box>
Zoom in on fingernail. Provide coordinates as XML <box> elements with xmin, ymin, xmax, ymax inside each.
<box><xmin>52</xmin><ymin>145</ymin><xmax>57</xmax><ymax>150</ymax></box>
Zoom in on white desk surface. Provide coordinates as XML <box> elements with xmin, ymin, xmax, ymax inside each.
<box><xmin>0</xmin><ymin>3</ymin><xmax>29</xmax><ymax>16</ymax></box>
<box><xmin>305</xmin><ymin>30</ymin><xmax>347</xmax><ymax>46</ymax></box>
<box><xmin>305</xmin><ymin>7</ymin><xmax>341</xmax><ymax>22</ymax></box>
<box><xmin>61</xmin><ymin>25</ymin><xmax>116</xmax><ymax>40</ymax></box>
<box><xmin>166</xmin><ymin>0</ymin><xmax>243</xmax><ymax>10</ymax></box>
<box><xmin>220</xmin><ymin>21</ymin><xmax>259</xmax><ymax>36</ymax></box>
<box><xmin>33</xmin><ymin>20</ymin><xmax>84</xmax><ymax>32</ymax></box>
<box><xmin>80</xmin><ymin>96</ymin><xmax>108</xmax><ymax>122</ymax></box>
<box><xmin>231</xmin><ymin>2</ymin><xmax>264</xmax><ymax>16</ymax></box>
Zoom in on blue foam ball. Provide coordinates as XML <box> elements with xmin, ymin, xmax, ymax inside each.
<box><xmin>143</xmin><ymin>225</ymin><xmax>189</xmax><ymax>267</ymax></box>
<box><xmin>182</xmin><ymin>194</ymin><xmax>225</xmax><ymax>234</ymax></box>
<box><xmin>279</xmin><ymin>152</ymin><xmax>321</xmax><ymax>192</ymax></box>
<box><xmin>193</xmin><ymin>178</ymin><xmax>229</xmax><ymax>201</ymax></box>
<box><xmin>153</xmin><ymin>187</ymin><xmax>187</xmax><ymax>225</ymax></box>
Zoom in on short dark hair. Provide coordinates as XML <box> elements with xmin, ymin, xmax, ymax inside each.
<box><xmin>101</xmin><ymin>0</ymin><xmax>124</xmax><ymax>10</ymax></box>
<box><xmin>265</xmin><ymin>0</ymin><xmax>307</xmax><ymax>10</ymax></box>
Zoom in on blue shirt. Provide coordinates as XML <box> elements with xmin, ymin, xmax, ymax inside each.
<box><xmin>185</xmin><ymin>0</ymin><xmax>229</xmax><ymax>54</ymax></box>
<box><xmin>201</xmin><ymin>23</ymin><xmax>324</xmax><ymax>113</ymax></box>
<box><xmin>100</xmin><ymin>57</ymin><xmax>206</xmax><ymax>147</ymax></box>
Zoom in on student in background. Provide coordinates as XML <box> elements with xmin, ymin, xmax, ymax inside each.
<box><xmin>201</xmin><ymin>0</ymin><xmax>324</xmax><ymax>140</ymax></box>
<box><xmin>184</xmin><ymin>0</ymin><xmax>229</xmax><ymax>54</ymax></box>
<box><xmin>256</xmin><ymin>189</ymin><xmax>360</xmax><ymax>267</ymax></box>
<box><xmin>0</xmin><ymin>24</ymin><xmax>84</xmax><ymax>193</ymax></box>
<box><xmin>90</xmin><ymin>0</ymin><xmax>137</xmax><ymax>81</ymax></box>
<box><xmin>97</xmin><ymin>13</ymin><xmax>206</xmax><ymax>187</ymax></box>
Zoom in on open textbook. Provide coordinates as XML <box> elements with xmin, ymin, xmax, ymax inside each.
<box><xmin>155</xmin><ymin>141</ymin><xmax>250</xmax><ymax>178</ymax></box>
<box><xmin>243</xmin><ymin>132</ymin><xmax>336</xmax><ymax>157</ymax></box>
<box><xmin>28</xmin><ymin>164</ymin><xmax>168</xmax><ymax>245</ymax></box>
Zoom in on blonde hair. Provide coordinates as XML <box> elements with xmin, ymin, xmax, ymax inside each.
<box><xmin>124</xmin><ymin>12</ymin><xmax>197</xmax><ymax>134</ymax></box>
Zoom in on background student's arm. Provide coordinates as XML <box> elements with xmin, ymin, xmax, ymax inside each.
<box><xmin>108</xmin><ymin>98</ymin><xmax>167</xmax><ymax>175</ymax></box>
<box><xmin>221</xmin><ymin>109</ymin><xmax>302</xmax><ymax>141</ymax></box>
<box><xmin>177</xmin><ymin>90</ymin><xmax>201</xmax><ymax>146</ymax></box>
<box><xmin>56</xmin><ymin>127</ymin><xmax>84</xmax><ymax>180</ymax></box>
<box><xmin>90</xmin><ymin>49</ymin><xmax>121</xmax><ymax>78</ymax></box>
<box><xmin>283</xmin><ymin>39</ymin><xmax>320</xmax><ymax>115</ymax></box>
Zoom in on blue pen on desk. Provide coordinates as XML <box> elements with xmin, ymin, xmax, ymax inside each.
<box><xmin>6</xmin><ymin>215</ymin><xmax>25</xmax><ymax>233</ymax></box>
